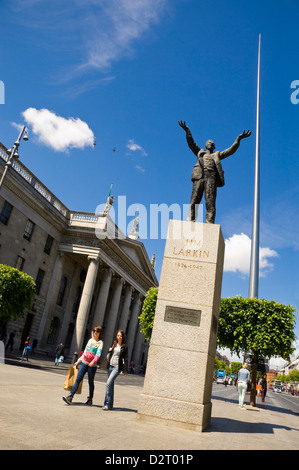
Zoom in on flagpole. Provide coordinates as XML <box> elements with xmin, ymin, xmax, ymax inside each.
<box><xmin>249</xmin><ymin>34</ymin><xmax>261</xmax><ymax>299</ymax></box>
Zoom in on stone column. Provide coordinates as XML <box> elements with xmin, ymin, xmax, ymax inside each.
<box><xmin>102</xmin><ymin>277</ymin><xmax>124</xmax><ymax>357</ymax></box>
<box><xmin>70</xmin><ymin>255</ymin><xmax>100</xmax><ymax>354</ymax></box>
<box><xmin>57</xmin><ymin>263</ymin><xmax>80</xmax><ymax>345</ymax></box>
<box><xmin>118</xmin><ymin>285</ymin><xmax>133</xmax><ymax>332</ymax></box>
<box><xmin>92</xmin><ymin>267</ymin><xmax>113</xmax><ymax>327</ymax></box>
<box><xmin>37</xmin><ymin>251</ymin><xmax>65</xmax><ymax>349</ymax></box>
<box><xmin>126</xmin><ymin>292</ymin><xmax>143</xmax><ymax>364</ymax></box>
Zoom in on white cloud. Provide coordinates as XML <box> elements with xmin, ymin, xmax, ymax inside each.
<box><xmin>82</xmin><ymin>0</ymin><xmax>168</xmax><ymax>71</ymax></box>
<box><xmin>22</xmin><ymin>108</ymin><xmax>94</xmax><ymax>153</ymax></box>
<box><xmin>224</xmin><ymin>233</ymin><xmax>279</xmax><ymax>277</ymax></box>
<box><xmin>11</xmin><ymin>1</ymin><xmax>168</xmax><ymax>74</ymax></box>
<box><xmin>126</xmin><ymin>139</ymin><xmax>148</xmax><ymax>156</ymax></box>
<box><xmin>135</xmin><ymin>164</ymin><xmax>145</xmax><ymax>173</ymax></box>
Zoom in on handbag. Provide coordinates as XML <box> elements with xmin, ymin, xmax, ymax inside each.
<box><xmin>63</xmin><ymin>365</ymin><xmax>83</xmax><ymax>394</ymax></box>
<box><xmin>99</xmin><ymin>349</ymin><xmax>112</xmax><ymax>371</ymax></box>
<box><xmin>99</xmin><ymin>356</ymin><xmax>109</xmax><ymax>370</ymax></box>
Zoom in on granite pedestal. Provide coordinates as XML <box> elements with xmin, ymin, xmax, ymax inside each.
<box><xmin>137</xmin><ymin>220</ymin><xmax>225</xmax><ymax>431</ymax></box>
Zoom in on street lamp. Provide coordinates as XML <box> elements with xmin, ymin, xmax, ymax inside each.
<box><xmin>0</xmin><ymin>126</ymin><xmax>29</xmax><ymax>190</ymax></box>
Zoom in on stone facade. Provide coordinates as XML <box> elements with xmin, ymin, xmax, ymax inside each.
<box><xmin>0</xmin><ymin>146</ymin><xmax>158</xmax><ymax>369</ymax></box>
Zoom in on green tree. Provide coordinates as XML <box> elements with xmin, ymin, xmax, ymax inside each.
<box><xmin>288</xmin><ymin>370</ymin><xmax>299</xmax><ymax>382</ymax></box>
<box><xmin>0</xmin><ymin>264</ymin><xmax>36</xmax><ymax>322</ymax></box>
<box><xmin>217</xmin><ymin>296</ymin><xmax>297</xmax><ymax>406</ymax></box>
<box><xmin>138</xmin><ymin>287</ymin><xmax>158</xmax><ymax>341</ymax></box>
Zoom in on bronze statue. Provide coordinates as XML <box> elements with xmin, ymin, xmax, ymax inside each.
<box><xmin>178</xmin><ymin>121</ymin><xmax>251</xmax><ymax>223</ymax></box>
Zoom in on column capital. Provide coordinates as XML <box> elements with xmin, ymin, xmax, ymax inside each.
<box><xmin>115</xmin><ymin>277</ymin><xmax>125</xmax><ymax>287</ymax></box>
<box><xmin>57</xmin><ymin>250</ymin><xmax>66</xmax><ymax>260</ymax></box>
<box><xmin>101</xmin><ymin>266</ymin><xmax>115</xmax><ymax>277</ymax></box>
<box><xmin>87</xmin><ymin>254</ymin><xmax>100</xmax><ymax>263</ymax></box>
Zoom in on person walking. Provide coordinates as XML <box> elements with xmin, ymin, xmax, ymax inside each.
<box><xmin>63</xmin><ymin>326</ymin><xmax>103</xmax><ymax>406</ymax></box>
<box><xmin>21</xmin><ymin>337</ymin><xmax>31</xmax><ymax>361</ymax></box>
<box><xmin>5</xmin><ymin>331</ymin><xmax>16</xmax><ymax>352</ymax></box>
<box><xmin>261</xmin><ymin>375</ymin><xmax>267</xmax><ymax>402</ymax></box>
<box><xmin>102</xmin><ymin>329</ymin><xmax>128</xmax><ymax>410</ymax></box>
<box><xmin>237</xmin><ymin>363</ymin><xmax>250</xmax><ymax>409</ymax></box>
<box><xmin>55</xmin><ymin>342</ymin><xmax>64</xmax><ymax>366</ymax></box>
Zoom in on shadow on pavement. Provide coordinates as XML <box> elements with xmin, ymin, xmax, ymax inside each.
<box><xmin>209</xmin><ymin>416</ymin><xmax>299</xmax><ymax>434</ymax></box>
<box><xmin>212</xmin><ymin>393</ymin><xmax>299</xmax><ymax>418</ymax></box>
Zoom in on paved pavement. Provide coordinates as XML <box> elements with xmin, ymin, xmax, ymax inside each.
<box><xmin>0</xmin><ymin>353</ymin><xmax>299</xmax><ymax>452</ymax></box>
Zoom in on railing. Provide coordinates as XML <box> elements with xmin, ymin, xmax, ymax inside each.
<box><xmin>70</xmin><ymin>212</ymin><xmax>99</xmax><ymax>224</ymax></box>
<box><xmin>0</xmin><ymin>149</ymin><xmax>69</xmax><ymax>218</ymax></box>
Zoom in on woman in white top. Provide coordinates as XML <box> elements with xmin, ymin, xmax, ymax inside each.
<box><xmin>102</xmin><ymin>329</ymin><xmax>128</xmax><ymax>410</ymax></box>
<box><xmin>237</xmin><ymin>363</ymin><xmax>251</xmax><ymax>409</ymax></box>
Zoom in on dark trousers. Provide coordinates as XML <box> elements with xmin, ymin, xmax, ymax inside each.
<box><xmin>71</xmin><ymin>362</ymin><xmax>97</xmax><ymax>398</ymax></box>
<box><xmin>189</xmin><ymin>174</ymin><xmax>217</xmax><ymax>223</ymax></box>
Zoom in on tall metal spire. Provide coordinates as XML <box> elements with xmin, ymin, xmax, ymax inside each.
<box><xmin>249</xmin><ymin>34</ymin><xmax>261</xmax><ymax>298</ymax></box>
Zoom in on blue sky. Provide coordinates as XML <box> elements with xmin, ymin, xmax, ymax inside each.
<box><xmin>0</xmin><ymin>0</ymin><xmax>298</xmax><ymax>364</ymax></box>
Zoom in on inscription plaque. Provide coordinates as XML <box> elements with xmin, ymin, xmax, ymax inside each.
<box><xmin>164</xmin><ymin>305</ymin><xmax>201</xmax><ymax>327</ymax></box>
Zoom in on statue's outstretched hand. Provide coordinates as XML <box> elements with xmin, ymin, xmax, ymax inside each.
<box><xmin>239</xmin><ymin>130</ymin><xmax>251</xmax><ymax>140</ymax></box>
<box><xmin>178</xmin><ymin>120</ymin><xmax>189</xmax><ymax>132</ymax></box>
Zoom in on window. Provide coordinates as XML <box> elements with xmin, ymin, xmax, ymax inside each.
<box><xmin>44</xmin><ymin>234</ymin><xmax>54</xmax><ymax>255</ymax></box>
<box><xmin>35</xmin><ymin>269</ymin><xmax>45</xmax><ymax>295</ymax></box>
<box><xmin>23</xmin><ymin>220</ymin><xmax>35</xmax><ymax>241</ymax></box>
<box><xmin>0</xmin><ymin>201</ymin><xmax>13</xmax><ymax>225</ymax></box>
<box><xmin>47</xmin><ymin>316</ymin><xmax>60</xmax><ymax>345</ymax></box>
<box><xmin>57</xmin><ymin>276</ymin><xmax>67</xmax><ymax>306</ymax></box>
<box><xmin>72</xmin><ymin>286</ymin><xmax>82</xmax><ymax>313</ymax></box>
<box><xmin>16</xmin><ymin>256</ymin><xmax>25</xmax><ymax>271</ymax></box>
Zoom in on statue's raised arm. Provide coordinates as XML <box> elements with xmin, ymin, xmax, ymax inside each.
<box><xmin>178</xmin><ymin>120</ymin><xmax>201</xmax><ymax>156</ymax></box>
<box><xmin>178</xmin><ymin>120</ymin><xmax>189</xmax><ymax>132</ymax></box>
<box><xmin>219</xmin><ymin>129</ymin><xmax>252</xmax><ymax>161</ymax></box>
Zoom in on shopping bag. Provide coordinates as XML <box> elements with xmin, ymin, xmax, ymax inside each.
<box><xmin>63</xmin><ymin>365</ymin><xmax>83</xmax><ymax>394</ymax></box>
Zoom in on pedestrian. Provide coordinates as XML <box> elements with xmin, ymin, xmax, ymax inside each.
<box><xmin>21</xmin><ymin>337</ymin><xmax>31</xmax><ymax>361</ymax></box>
<box><xmin>261</xmin><ymin>375</ymin><xmax>267</xmax><ymax>402</ymax></box>
<box><xmin>55</xmin><ymin>342</ymin><xmax>64</xmax><ymax>366</ymax></box>
<box><xmin>63</xmin><ymin>326</ymin><xmax>103</xmax><ymax>406</ymax></box>
<box><xmin>237</xmin><ymin>363</ymin><xmax>250</xmax><ymax>409</ymax></box>
<box><xmin>102</xmin><ymin>329</ymin><xmax>128</xmax><ymax>410</ymax></box>
<box><xmin>5</xmin><ymin>331</ymin><xmax>16</xmax><ymax>352</ymax></box>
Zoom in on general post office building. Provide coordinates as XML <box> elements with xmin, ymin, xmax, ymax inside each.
<box><xmin>0</xmin><ymin>142</ymin><xmax>158</xmax><ymax>369</ymax></box>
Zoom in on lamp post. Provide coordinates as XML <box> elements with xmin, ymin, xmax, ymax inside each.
<box><xmin>0</xmin><ymin>125</ymin><xmax>29</xmax><ymax>190</ymax></box>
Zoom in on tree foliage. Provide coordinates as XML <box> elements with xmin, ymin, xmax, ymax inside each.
<box><xmin>218</xmin><ymin>296</ymin><xmax>297</xmax><ymax>360</ymax></box>
<box><xmin>218</xmin><ymin>296</ymin><xmax>297</xmax><ymax>405</ymax></box>
<box><xmin>138</xmin><ymin>287</ymin><xmax>158</xmax><ymax>341</ymax></box>
<box><xmin>0</xmin><ymin>265</ymin><xmax>36</xmax><ymax>322</ymax></box>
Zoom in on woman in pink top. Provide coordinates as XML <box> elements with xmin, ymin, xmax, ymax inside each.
<box><xmin>63</xmin><ymin>326</ymin><xmax>103</xmax><ymax>406</ymax></box>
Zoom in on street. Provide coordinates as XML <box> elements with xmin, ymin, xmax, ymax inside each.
<box><xmin>212</xmin><ymin>383</ymin><xmax>299</xmax><ymax>417</ymax></box>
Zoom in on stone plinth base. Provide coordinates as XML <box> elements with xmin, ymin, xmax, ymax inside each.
<box><xmin>137</xmin><ymin>220</ymin><xmax>225</xmax><ymax>432</ymax></box>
